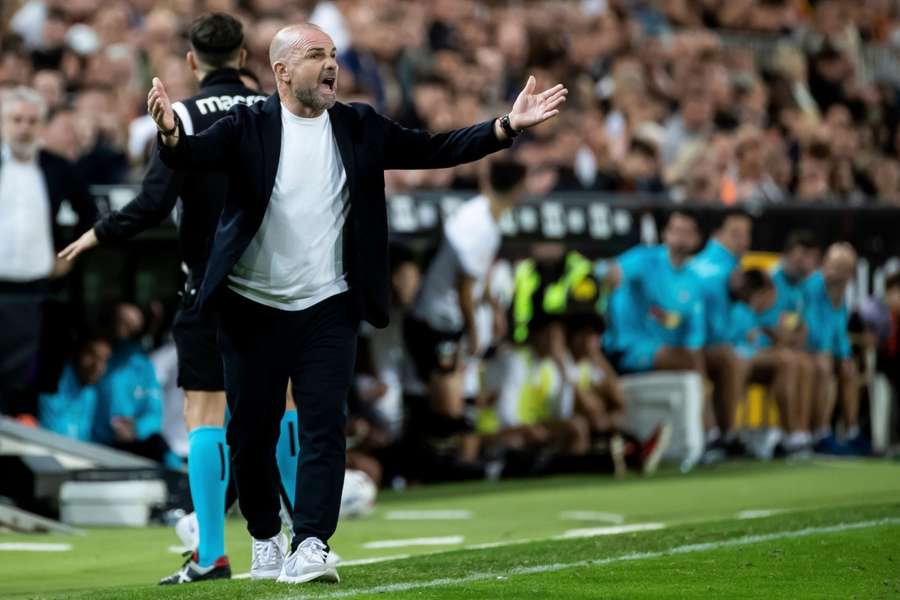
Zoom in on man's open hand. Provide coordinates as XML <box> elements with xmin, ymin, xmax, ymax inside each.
<box><xmin>147</xmin><ymin>77</ymin><xmax>177</xmax><ymax>144</ymax></box>
<box><xmin>508</xmin><ymin>76</ymin><xmax>568</xmax><ymax>131</ymax></box>
<box><xmin>58</xmin><ymin>228</ymin><xmax>98</xmax><ymax>262</ymax></box>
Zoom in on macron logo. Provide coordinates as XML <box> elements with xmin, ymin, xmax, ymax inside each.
<box><xmin>196</xmin><ymin>94</ymin><xmax>267</xmax><ymax>115</ymax></box>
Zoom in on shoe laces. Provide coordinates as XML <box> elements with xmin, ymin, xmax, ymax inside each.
<box><xmin>252</xmin><ymin>536</ymin><xmax>282</xmax><ymax>568</ymax></box>
<box><xmin>298</xmin><ymin>537</ymin><xmax>328</xmax><ymax>564</ymax></box>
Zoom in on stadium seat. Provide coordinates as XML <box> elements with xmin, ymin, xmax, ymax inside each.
<box><xmin>620</xmin><ymin>372</ymin><xmax>705</xmax><ymax>471</ymax></box>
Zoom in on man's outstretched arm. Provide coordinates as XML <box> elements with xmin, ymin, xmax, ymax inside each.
<box><xmin>148</xmin><ymin>77</ymin><xmax>239</xmax><ymax>172</ymax></box>
<box><xmin>58</xmin><ymin>152</ymin><xmax>183</xmax><ymax>261</ymax></box>
<box><xmin>382</xmin><ymin>76</ymin><xmax>567</xmax><ymax>171</ymax></box>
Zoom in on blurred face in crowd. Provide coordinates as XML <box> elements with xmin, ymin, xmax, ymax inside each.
<box><xmin>32</xmin><ymin>70</ymin><xmax>66</xmax><ymax>112</ymax></box>
<box><xmin>1</xmin><ymin>97</ymin><xmax>43</xmax><ymax>161</ymax></box>
<box><xmin>681</xmin><ymin>94</ymin><xmax>713</xmax><ymax>132</ymax></box>
<box><xmin>114</xmin><ymin>303</ymin><xmax>145</xmax><ymax>341</ymax></box>
<box><xmin>735</xmin><ymin>271</ymin><xmax>777</xmax><ymax>313</ymax></box>
<box><xmin>822</xmin><ymin>243</ymin><xmax>856</xmax><ymax>291</ymax></box>
<box><xmin>782</xmin><ymin>244</ymin><xmax>819</xmax><ymax>280</ymax></box>
<box><xmin>885</xmin><ymin>282</ymin><xmax>900</xmax><ymax>314</ymax></box>
<box><xmin>716</xmin><ymin>215</ymin><xmax>752</xmax><ymax>257</ymax></box>
<box><xmin>391</xmin><ymin>261</ymin><xmax>421</xmax><ymax>308</ymax></box>
<box><xmin>568</xmin><ymin>327</ymin><xmax>600</xmax><ymax>361</ymax></box>
<box><xmin>736</xmin><ymin>137</ymin><xmax>764</xmax><ymax>179</ymax></box>
<box><xmin>271</xmin><ymin>25</ymin><xmax>338</xmax><ymax>115</ymax></box>
<box><xmin>76</xmin><ymin>339</ymin><xmax>112</xmax><ymax>386</ymax></box>
<box><xmin>662</xmin><ymin>213</ymin><xmax>700</xmax><ymax>263</ymax></box>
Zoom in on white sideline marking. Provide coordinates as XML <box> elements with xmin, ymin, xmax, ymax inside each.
<box><xmin>558</xmin><ymin>523</ymin><xmax>664</xmax><ymax>539</ymax></box>
<box><xmin>466</xmin><ymin>539</ymin><xmax>537</xmax><ymax>550</ymax></box>
<box><xmin>362</xmin><ymin>536</ymin><xmax>464</xmax><ymax>549</ymax></box>
<box><xmin>281</xmin><ymin>518</ymin><xmax>900</xmax><ymax>599</ymax></box>
<box><xmin>737</xmin><ymin>510</ymin><xmax>783</xmax><ymax>520</ymax></box>
<box><xmin>341</xmin><ymin>554</ymin><xmax>411</xmax><ymax>566</ymax></box>
<box><xmin>0</xmin><ymin>543</ymin><xmax>72</xmax><ymax>552</ymax></box>
<box><xmin>558</xmin><ymin>511</ymin><xmax>625</xmax><ymax>524</ymax></box>
<box><xmin>385</xmin><ymin>510</ymin><xmax>472</xmax><ymax>520</ymax></box>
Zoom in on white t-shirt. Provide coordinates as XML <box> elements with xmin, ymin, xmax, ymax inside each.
<box><xmin>228</xmin><ymin>106</ymin><xmax>350</xmax><ymax>311</ymax></box>
<box><xmin>0</xmin><ymin>147</ymin><xmax>54</xmax><ymax>282</ymax></box>
<box><xmin>413</xmin><ymin>195</ymin><xmax>502</xmax><ymax>332</ymax></box>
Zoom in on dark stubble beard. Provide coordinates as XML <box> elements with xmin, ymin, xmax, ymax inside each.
<box><xmin>295</xmin><ymin>85</ymin><xmax>335</xmax><ymax>113</ymax></box>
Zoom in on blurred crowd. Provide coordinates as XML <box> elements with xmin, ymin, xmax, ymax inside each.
<box><xmin>3</xmin><ymin>0</ymin><xmax>900</xmax><ymax>204</ymax></box>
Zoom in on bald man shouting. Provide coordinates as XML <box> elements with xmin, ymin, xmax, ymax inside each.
<box><xmin>148</xmin><ymin>22</ymin><xmax>567</xmax><ymax>584</ymax></box>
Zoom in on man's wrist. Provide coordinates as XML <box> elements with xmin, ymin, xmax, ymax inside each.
<box><xmin>500</xmin><ymin>113</ymin><xmax>521</xmax><ymax>138</ymax></box>
<box><xmin>158</xmin><ymin>114</ymin><xmax>180</xmax><ymax>143</ymax></box>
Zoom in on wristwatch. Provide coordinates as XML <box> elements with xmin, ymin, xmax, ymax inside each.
<box><xmin>499</xmin><ymin>113</ymin><xmax>521</xmax><ymax>139</ymax></box>
<box><xmin>159</xmin><ymin>113</ymin><xmax>180</xmax><ymax>137</ymax></box>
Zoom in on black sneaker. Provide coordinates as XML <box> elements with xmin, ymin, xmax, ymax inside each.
<box><xmin>159</xmin><ymin>552</ymin><xmax>231</xmax><ymax>585</ymax></box>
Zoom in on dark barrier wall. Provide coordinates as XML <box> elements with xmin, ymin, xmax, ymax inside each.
<box><xmin>86</xmin><ymin>187</ymin><xmax>900</xmax><ymax>304</ymax></box>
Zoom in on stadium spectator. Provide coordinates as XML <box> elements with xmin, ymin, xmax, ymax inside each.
<box><xmin>92</xmin><ymin>303</ymin><xmax>172</xmax><ymax>464</ymax></box>
<box><xmin>599</xmin><ymin>210</ymin><xmax>705</xmax><ymax>375</ymax></box>
<box><xmin>858</xmin><ymin>272</ymin><xmax>900</xmax><ymax>432</ymax></box>
<box><xmin>38</xmin><ymin>331</ymin><xmax>111</xmax><ymax>442</ymax></box>
<box><xmin>689</xmin><ymin>210</ymin><xmax>753</xmax><ymax>458</ymax></box>
<box><xmin>0</xmin><ymin>85</ymin><xmax>96</xmax><ymax>416</ymax></box>
<box><xmin>2</xmin><ymin>1</ymin><xmax>898</xmax><ymax>204</ymax></box>
<box><xmin>804</xmin><ymin>243</ymin><xmax>866</xmax><ymax>453</ymax></box>
<box><xmin>481</xmin><ymin>315</ymin><xmax>590</xmax><ymax>464</ymax></box>
<box><xmin>406</xmin><ymin>159</ymin><xmax>527</xmax><ymax>423</ymax></box>
<box><xmin>730</xmin><ymin>268</ymin><xmax>812</xmax><ymax>458</ymax></box>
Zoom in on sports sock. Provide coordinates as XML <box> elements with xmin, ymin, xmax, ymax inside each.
<box><xmin>845</xmin><ymin>424</ymin><xmax>860</xmax><ymax>440</ymax></box>
<box><xmin>276</xmin><ymin>409</ymin><xmax>300</xmax><ymax>510</ymax></box>
<box><xmin>188</xmin><ymin>426</ymin><xmax>229</xmax><ymax>567</ymax></box>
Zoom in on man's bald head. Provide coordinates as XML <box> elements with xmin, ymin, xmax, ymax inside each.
<box><xmin>269</xmin><ymin>23</ymin><xmax>329</xmax><ymax>67</ymax></box>
<box><xmin>270</xmin><ymin>22</ymin><xmax>339</xmax><ymax>116</ymax></box>
<box><xmin>824</xmin><ymin>242</ymin><xmax>857</xmax><ymax>269</ymax></box>
<box><xmin>823</xmin><ymin>242</ymin><xmax>857</xmax><ymax>288</ymax></box>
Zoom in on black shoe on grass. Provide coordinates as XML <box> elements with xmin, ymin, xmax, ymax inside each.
<box><xmin>159</xmin><ymin>552</ymin><xmax>231</xmax><ymax>585</ymax></box>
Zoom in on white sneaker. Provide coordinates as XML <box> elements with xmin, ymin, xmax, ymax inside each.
<box><xmin>251</xmin><ymin>532</ymin><xmax>289</xmax><ymax>580</ymax></box>
<box><xmin>277</xmin><ymin>537</ymin><xmax>339</xmax><ymax>584</ymax></box>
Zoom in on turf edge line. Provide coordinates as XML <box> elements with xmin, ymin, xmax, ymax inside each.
<box><xmin>281</xmin><ymin>517</ymin><xmax>900</xmax><ymax>599</ymax></box>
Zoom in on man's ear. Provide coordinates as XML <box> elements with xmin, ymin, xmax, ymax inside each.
<box><xmin>273</xmin><ymin>62</ymin><xmax>290</xmax><ymax>83</ymax></box>
<box><xmin>238</xmin><ymin>47</ymin><xmax>248</xmax><ymax>68</ymax></box>
<box><xmin>187</xmin><ymin>51</ymin><xmax>198</xmax><ymax>72</ymax></box>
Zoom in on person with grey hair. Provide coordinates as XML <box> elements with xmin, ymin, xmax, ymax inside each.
<box><xmin>0</xmin><ymin>86</ymin><xmax>96</xmax><ymax>416</ymax></box>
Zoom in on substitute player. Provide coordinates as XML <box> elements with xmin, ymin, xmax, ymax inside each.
<box><xmin>598</xmin><ymin>210</ymin><xmax>707</xmax><ymax>375</ymax></box>
<box><xmin>58</xmin><ymin>13</ymin><xmax>301</xmax><ymax>584</ymax></box>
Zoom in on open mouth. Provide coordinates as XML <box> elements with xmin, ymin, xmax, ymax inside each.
<box><xmin>321</xmin><ymin>77</ymin><xmax>336</xmax><ymax>92</ymax></box>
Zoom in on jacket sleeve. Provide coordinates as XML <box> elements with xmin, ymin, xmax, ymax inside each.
<box><xmin>158</xmin><ymin>109</ymin><xmax>240</xmax><ymax>172</ymax></box>
<box><xmin>93</xmin><ymin>148</ymin><xmax>183</xmax><ymax>244</ymax></box>
<box><xmin>62</xmin><ymin>161</ymin><xmax>99</xmax><ymax>240</ymax></box>
<box><xmin>379</xmin><ymin>114</ymin><xmax>513</xmax><ymax>171</ymax></box>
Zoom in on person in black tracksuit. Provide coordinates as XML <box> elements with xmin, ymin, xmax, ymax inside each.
<box><xmin>57</xmin><ymin>13</ymin><xmax>295</xmax><ymax>585</ymax></box>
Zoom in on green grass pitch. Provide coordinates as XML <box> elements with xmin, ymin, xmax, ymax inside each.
<box><xmin>3</xmin><ymin>458</ymin><xmax>899</xmax><ymax>599</ymax></box>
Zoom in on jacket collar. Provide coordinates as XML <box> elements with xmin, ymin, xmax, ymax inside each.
<box><xmin>199</xmin><ymin>68</ymin><xmax>245</xmax><ymax>89</ymax></box>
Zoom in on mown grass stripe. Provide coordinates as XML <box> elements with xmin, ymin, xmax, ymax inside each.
<box><xmin>281</xmin><ymin>518</ymin><xmax>900</xmax><ymax>599</ymax></box>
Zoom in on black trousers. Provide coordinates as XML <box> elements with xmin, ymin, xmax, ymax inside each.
<box><xmin>218</xmin><ymin>289</ymin><xmax>357</xmax><ymax>543</ymax></box>
<box><xmin>0</xmin><ymin>282</ymin><xmax>46</xmax><ymax>415</ymax></box>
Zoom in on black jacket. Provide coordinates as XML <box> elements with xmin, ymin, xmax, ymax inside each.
<box><xmin>94</xmin><ymin>69</ymin><xmax>265</xmax><ymax>275</ymax></box>
<box><xmin>0</xmin><ymin>149</ymin><xmax>96</xmax><ymax>256</ymax></box>
<box><xmin>158</xmin><ymin>95</ymin><xmax>511</xmax><ymax>327</ymax></box>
